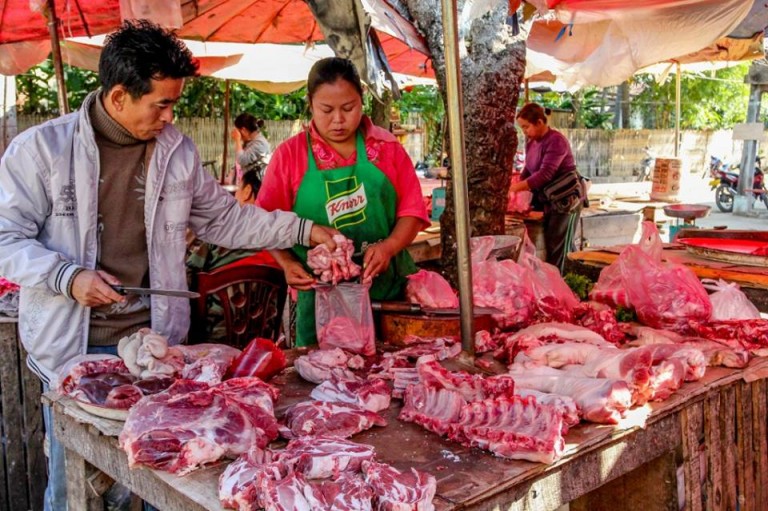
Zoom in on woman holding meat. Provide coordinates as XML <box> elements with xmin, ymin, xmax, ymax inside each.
<box><xmin>510</xmin><ymin>102</ymin><xmax>586</xmax><ymax>273</ymax></box>
<box><xmin>257</xmin><ymin>57</ymin><xmax>430</xmax><ymax>347</ymax></box>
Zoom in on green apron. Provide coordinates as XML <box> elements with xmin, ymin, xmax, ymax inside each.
<box><xmin>291</xmin><ymin>132</ymin><xmax>417</xmax><ymax>346</ymax></box>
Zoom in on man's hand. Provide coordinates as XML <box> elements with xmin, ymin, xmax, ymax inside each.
<box><xmin>70</xmin><ymin>270</ymin><xmax>126</xmax><ymax>307</ymax></box>
<box><xmin>282</xmin><ymin>259</ymin><xmax>316</xmax><ymax>291</ymax></box>
<box><xmin>309</xmin><ymin>224</ymin><xmax>339</xmax><ymax>250</ymax></box>
<box><xmin>363</xmin><ymin>239</ymin><xmax>396</xmax><ymax>282</ymax></box>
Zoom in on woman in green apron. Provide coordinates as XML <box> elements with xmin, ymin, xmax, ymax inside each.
<box><xmin>257</xmin><ymin>57</ymin><xmax>430</xmax><ymax>347</ymax></box>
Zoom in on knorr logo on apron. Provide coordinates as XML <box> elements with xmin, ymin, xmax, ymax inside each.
<box><xmin>325</xmin><ymin>176</ymin><xmax>368</xmax><ymax>229</ymax></box>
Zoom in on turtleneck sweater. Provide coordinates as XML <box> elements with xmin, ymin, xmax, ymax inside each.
<box><xmin>88</xmin><ymin>93</ymin><xmax>153</xmax><ymax>345</ymax></box>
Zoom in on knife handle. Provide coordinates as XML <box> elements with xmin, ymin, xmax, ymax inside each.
<box><xmin>110</xmin><ymin>285</ymin><xmax>127</xmax><ymax>295</ymax></box>
<box><xmin>371</xmin><ymin>301</ymin><xmax>422</xmax><ymax>313</ymax></box>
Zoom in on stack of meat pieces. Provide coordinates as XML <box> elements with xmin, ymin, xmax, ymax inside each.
<box><xmin>405</xmin><ymin>269</ymin><xmax>459</xmax><ymax>309</ymax></box>
<box><xmin>218</xmin><ymin>437</ymin><xmax>436</xmax><ymax>511</ymax></box>
<box><xmin>119</xmin><ymin>377</ymin><xmax>280</xmax><ymax>475</ymax></box>
<box><xmin>59</xmin><ymin>356</ymin><xmax>175</xmax><ymax>409</ymax></box>
<box><xmin>285</xmin><ymin>349</ymin><xmax>392</xmax><ymax>439</ymax></box>
<box><xmin>496</xmin><ymin>322</ymin><xmax>710</xmax><ymax>421</ymax></box>
<box><xmin>399</xmin><ymin>359</ymin><xmax>566</xmax><ymax>464</ymax></box>
<box><xmin>307</xmin><ymin>234</ymin><xmax>361</xmax><ymax>285</ymax></box>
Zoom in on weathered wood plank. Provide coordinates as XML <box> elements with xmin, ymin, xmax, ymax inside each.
<box><xmin>753</xmin><ymin>380</ymin><xmax>768</xmax><ymax>511</ymax></box>
<box><xmin>570</xmin><ymin>451</ymin><xmax>678</xmax><ymax>511</ymax></box>
<box><xmin>0</xmin><ymin>327</ymin><xmax>9</xmax><ymax>511</ymax></box>
<box><xmin>704</xmin><ymin>392</ymin><xmax>723</xmax><ymax>511</ymax></box>
<box><xmin>0</xmin><ymin>322</ymin><xmax>30</xmax><ymax>511</ymax></box>
<box><xmin>19</xmin><ymin>336</ymin><xmax>46</xmax><ymax>511</ymax></box>
<box><xmin>739</xmin><ymin>383</ymin><xmax>755</xmax><ymax>511</ymax></box>
<box><xmin>65</xmin><ymin>449</ymin><xmax>105</xmax><ymax>511</ymax></box>
<box><xmin>721</xmin><ymin>385</ymin><xmax>738</xmax><ymax>511</ymax></box>
<box><xmin>681</xmin><ymin>402</ymin><xmax>704</xmax><ymax>511</ymax></box>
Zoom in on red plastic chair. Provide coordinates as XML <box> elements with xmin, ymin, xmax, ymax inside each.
<box><xmin>191</xmin><ymin>262</ymin><xmax>287</xmax><ymax>349</ymax></box>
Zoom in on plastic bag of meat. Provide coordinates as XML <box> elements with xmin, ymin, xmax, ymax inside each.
<box><xmin>518</xmin><ymin>235</ymin><xmax>579</xmax><ymax>321</ymax></box>
<box><xmin>316</xmin><ymin>282</ymin><xmax>375</xmax><ymax>356</ymax></box>
<box><xmin>619</xmin><ymin>223</ymin><xmax>711</xmax><ymax>330</ymax></box>
<box><xmin>507</xmin><ymin>173</ymin><xmax>533</xmax><ymax>214</ymax></box>
<box><xmin>590</xmin><ymin>222</ymin><xmax>663</xmax><ymax>309</ymax></box>
<box><xmin>472</xmin><ymin>254</ymin><xmax>535</xmax><ymax>330</ymax></box>
<box><xmin>701</xmin><ymin>279</ymin><xmax>761</xmax><ymax>320</ymax></box>
<box><xmin>405</xmin><ymin>269</ymin><xmax>459</xmax><ymax>309</ymax></box>
<box><xmin>226</xmin><ymin>337</ymin><xmax>286</xmax><ymax>381</ymax></box>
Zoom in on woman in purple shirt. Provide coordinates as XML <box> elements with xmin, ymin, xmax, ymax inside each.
<box><xmin>510</xmin><ymin>103</ymin><xmax>585</xmax><ymax>272</ymax></box>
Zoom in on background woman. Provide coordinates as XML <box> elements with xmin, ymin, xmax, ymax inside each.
<box><xmin>257</xmin><ymin>57</ymin><xmax>429</xmax><ymax>347</ymax></box>
<box><xmin>232</xmin><ymin>113</ymin><xmax>271</xmax><ymax>182</ymax></box>
<box><xmin>510</xmin><ymin>102</ymin><xmax>585</xmax><ymax>272</ymax></box>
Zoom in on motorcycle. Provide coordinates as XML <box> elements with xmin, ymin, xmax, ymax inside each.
<box><xmin>636</xmin><ymin>146</ymin><xmax>655</xmax><ymax>182</ymax></box>
<box><xmin>709</xmin><ymin>156</ymin><xmax>768</xmax><ymax>212</ymax></box>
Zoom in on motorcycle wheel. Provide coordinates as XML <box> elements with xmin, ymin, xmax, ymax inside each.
<box><xmin>715</xmin><ymin>184</ymin><xmax>735</xmax><ymax>212</ymax></box>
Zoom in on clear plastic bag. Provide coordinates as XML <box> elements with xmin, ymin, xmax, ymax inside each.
<box><xmin>507</xmin><ymin>173</ymin><xmax>533</xmax><ymax>214</ymax></box>
<box><xmin>590</xmin><ymin>221</ymin><xmax>661</xmax><ymax>309</ymax></box>
<box><xmin>617</xmin><ymin>222</ymin><xmax>711</xmax><ymax>330</ymax></box>
<box><xmin>315</xmin><ymin>283</ymin><xmax>375</xmax><ymax>356</ymax></box>
<box><xmin>471</xmin><ymin>242</ymin><xmax>536</xmax><ymax>330</ymax></box>
<box><xmin>702</xmin><ymin>279</ymin><xmax>761</xmax><ymax>320</ymax></box>
<box><xmin>518</xmin><ymin>235</ymin><xmax>579</xmax><ymax>320</ymax></box>
<box><xmin>406</xmin><ymin>269</ymin><xmax>458</xmax><ymax>309</ymax></box>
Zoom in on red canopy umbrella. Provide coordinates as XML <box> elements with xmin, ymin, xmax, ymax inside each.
<box><xmin>0</xmin><ymin>0</ymin><xmax>118</xmax><ymax>44</ymax></box>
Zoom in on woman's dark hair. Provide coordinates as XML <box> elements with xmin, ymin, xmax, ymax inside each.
<box><xmin>234</xmin><ymin>113</ymin><xmax>265</xmax><ymax>133</ymax></box>
<box><xmin>516</xmin><ymin>103</ymin><xmax>551</xmax><ymax>125</ymax></box>
<box><xmin>240</xmin><ymin>169</ymin><xmax>262</xmax><ymax>201</ymax></box>
<box><xmin>307</xmin><ymin>57</ymin><xmax>364</xmax><ymax>100</ymax></box>
<box><xmin>99</xmin><ymin>19</ymin><xmax>199</xmax><ymax>99</ymax></box>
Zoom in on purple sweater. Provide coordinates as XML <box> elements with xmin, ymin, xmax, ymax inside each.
<box><xmin>522</xmin><ymin>129</ymin><xmax>577</xmax><ymax>191</ymax></box>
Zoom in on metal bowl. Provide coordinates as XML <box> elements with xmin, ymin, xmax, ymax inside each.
<box><xmin>663</xmin><ymin>204</ymin><xmax>711</xmax><ymax>221</ymax></box>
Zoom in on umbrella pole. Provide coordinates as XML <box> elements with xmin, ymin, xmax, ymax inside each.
<box><xmin>674</xmin><ymin>62</ymin><xmax>680</xmax><ymax>157</ymax></box>
<box><xmin>45</xmin><ymin>0</ymin><xmax>70</xmax><ymax>115</ymax></box>
<box><xmin>221</xmin><ymin>79</ymin><xmax>230</xmax><ymax>185</ymax></box>
<box><xmin>440</xmin><ymin>0</ymin><xmax>474</xmax><ymax>355</ymax></box>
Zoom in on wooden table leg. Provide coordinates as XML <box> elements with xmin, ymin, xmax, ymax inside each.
<box><xmin>65</xmin><ymin>448</ymin><xmax>104</xmax><ymax>511</ymax></box>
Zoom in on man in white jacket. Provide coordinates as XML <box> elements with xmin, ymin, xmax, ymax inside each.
<box><xmin>0</xmin><ymin>20</ymin><xmax>335</xmax><ymax>511</ymax></box>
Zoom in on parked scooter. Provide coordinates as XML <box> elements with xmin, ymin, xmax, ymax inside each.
<box><xmin>709</xmin><ymin>155</ymin><xmax>768</xmax><ymax>212</ymax></box>
<box><xmin>636</xmin><ymin>146</ymin><xmax>655</xmax><ymax>182</ymax></box>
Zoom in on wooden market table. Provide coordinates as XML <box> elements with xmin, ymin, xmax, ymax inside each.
<box><xmin>48</xmin><ymin>356</ymin><xmax>768</xmax><ymax>511</ymax></box>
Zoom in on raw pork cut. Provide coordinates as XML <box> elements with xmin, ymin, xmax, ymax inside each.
<box><xmin>687</xmin><ymin>319</ymin><xmax>768</xmax><ymax>355</ymax></box>
<box><xmin>117</xmin><ymin>329</ymin><xmax>185</xmax><ymax>378</ymax></box>
<box><xmin>400</xmin><ymin>385</ymin><xmax>465</xmax><ymax>435</ymax></box>
<box><xmin>571</xmin><ymin>302</ymin><xmax>626</xmax><ymax>345</ymax></box>
<box><xmin>219</xmin><ymin>446</ymin><xmax>280</xmax><ymax>510</ymax></box>
<box><xmin>304</xmin><ymin>472</ymin><xmax>374</xmax><ymax>511</ymax></box>
<box><xmin>311</xmin><ymin>375</ymin><xmax>392</xmax><ymax>412</ymax></box>
<box><xmin>177</xmin><ymin>343</ymin><xmax>241</xmax><ymax>384</ymax></box>
<box><xmin>627</xmin><ymin>326</ymin><xmax>749</xmax><ymax>369</ymax></box>
<box><xmin>456</xmin><ymin>395</ymin><xmax>564</xmax><ymax>464</ymax></box>
<box><xmin>281</xmin><ymin>400</ymin><xmax>387</xmax><ymax>439</ymax></box>
<box><xmin>363</xmin><ymin>461</ymin><xmax>437</xmax><ymax>511</ymax></box>
<box><xmin>307</xmin><ymin>234</ymin><xmax>361</xmax><ymax>285</ymax></box>
<box><xmin>515</xmin><ymin>388</ymin><xmax>580</xmax><ymax>434</ymax></box>
<box><xmin>120</xmin><ymin>378</ymin><xmax>279</xmax><ymax>475</ymax></box>
<box><xmin>294</xmin><ymin>348</ymin><xmax>359</xmax><ymax>384</ymax></box>
<box><xmin>279</xmin><ymin>436</ymin><xmax>376</xmax><ymax>479</ymax></box>
<box><xmin>406</xmin><ymin>269</ymin><xmax>459</xmax><ymax>309</ymax></box>
<box><xmin>509</xmin><ymin>364</ymin><xmax>632</xmax><ymax>424</ymax></box>
<box><xmin>417</xmin><ymin>359</ymin><xmax>515</xmax><ymax>401</ymax></box>
<box><xmin>474</xmin><ymin>330</ymin><xmax>499</xmax><ymax>353</ymax></box>
<box><xmin>317</xmin><ymin>316</ymin><xmax>375</xmax><ymax>356</ymax></box>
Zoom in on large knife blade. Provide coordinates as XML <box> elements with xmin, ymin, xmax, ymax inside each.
<box><xmin>371</xmin><ymin>301</ymin><xmax>500</xmax><ymax>316</ymax></box>
<box><xmin>110</xmin><ymin>285</ymin><xmax>200</xmax><ymax>299</ymax></box>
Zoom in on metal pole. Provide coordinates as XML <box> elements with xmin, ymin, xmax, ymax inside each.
<box><xmin>737</xmin><ymin>84</ymin><xmax>762</xmax><ymax>198</ymax></box>
<box><xmin>524</xmin><ymin>79</ymin><xmax>529</xmax><ymax>103</ymax></box>
<box><xmin>45</xmin><ymin>0</ymin><xmax>69</xmax><ymax>115</ymax></box>
<box><xmin>221</xmin><ymin>79</ymin><xmax>230</xmax><ymax>185</ymax></box>
<box><xmin>674</xmin><ymin>62</ymin><xmax>680</xmax><ymax>157</ymax></box>
<box><xmin>440</xmin><ymin>0</ymin><xmax>474</xmax><ymax>355</ymax></box>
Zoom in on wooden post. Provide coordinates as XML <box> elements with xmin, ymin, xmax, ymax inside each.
<box><xmin>45</xmin><ymin>0</ymin><xmax>70</xmax><ymax>115</ymax></box>
<box><xmin>1</xmin><ymin>76</ymin><xmax>18</xmax><ymax>154</ymax></box>
<box><xmin>524</xmin><ymin>78</ymin><xmax>529</xmax><ymax>103</ymax></box>
<box><xmin>220</xmin><ymin>79</ymin><xmax>230</xmax><ymax>185</ymax></box>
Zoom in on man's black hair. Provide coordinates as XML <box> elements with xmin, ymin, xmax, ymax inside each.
<box><xmin>99</xmin><ymin>19</ymin><xmax>199</xmax><ymax>99</ymax></box>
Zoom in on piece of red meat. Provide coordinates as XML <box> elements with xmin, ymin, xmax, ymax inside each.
<box><xmin>311</xmin><ymin>375</ymin><xmax>392</xmax><ymax>412</ymax></box>
<box><xmin>281</xmin><ymin>400</ymin><xmax>387</xmax><ymax>439</ymax></box>
<box><xmin>307</xmin><ymin>234</ymin><xmax>361</xmax><ymax>285</ymax></box>
<box><xmin>571</xmin><ymin>302</ymin><xmax>626</xmax><ymax>345</ymax></box>
<box><xmin>279</xmin><ymin>436</ymin><xmax>376</xmax><ymax>480</ymax></box>
<box><xmin>362</xmin><ymin>461</ymin><xmax>437</xmax><ymax>511</ymax></box>
<box><xmin>405</xmin><ymin>269</ymin><xmax>459</xmax><ymax>309</ymax></box>
<box><xmin>294</xmin><ymin>348</ymin><xmax>359</xmax><ymax>384</ymax></box>
<box><xmin>305</xmin><ymin>472</ymin><xmax>374</xmax><ymax>511</ymax></box>
<box><xmin>104</xmin><ymin>384</ymin><xmax>144</xmax><ymax>409</ymax></box>
<box><xmin>120</xmin><ymin>378</ymin><xmax>279</xmax><ymax>475</ymax></box>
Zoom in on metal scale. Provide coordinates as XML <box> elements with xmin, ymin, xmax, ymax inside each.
<box><xmin>663</xmin><ymin>204</ymin><xmax>711</xmax><ymax>240</ymax></box>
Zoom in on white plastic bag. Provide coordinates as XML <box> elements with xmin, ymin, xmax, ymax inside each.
<box><xmin>315</xmin><ymin>283</ymin><xmax>375</xmax><ymax>356</ymax></box>
<box><xmin>702</xmin><ymin>279</ymin><xmax>761</xmax><ymax>320</ymax></box>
